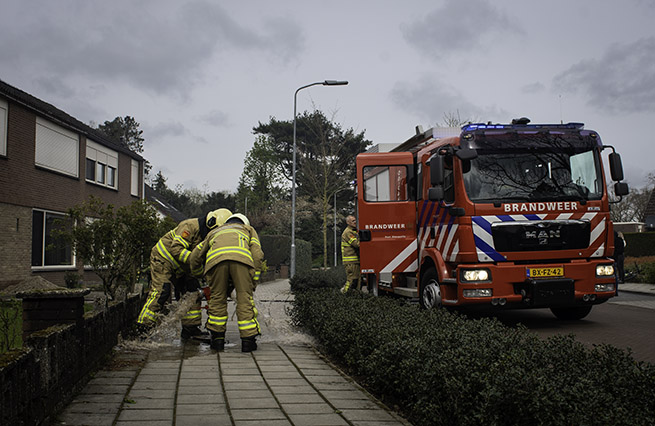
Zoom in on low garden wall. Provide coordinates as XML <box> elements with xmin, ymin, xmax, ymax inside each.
<box><xmin>0</xmin><ymin>293</ymin><xmax>143</xmax><ymax>426</ymax></box>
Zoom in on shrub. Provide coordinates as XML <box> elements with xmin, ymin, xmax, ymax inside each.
<box><xmin>624</xmin><ymin>232</ymin><xmax>655</xmax><ymax>257</ymax></box>
<box><xmin>289</xmin><ymin>268</ymin><xmax>345</xmax><ymax>293</ymax></box>
<box><xmin>290</xmin><ymin>289</ymin><xmax>655</xmax><ymax>426</ymax></box>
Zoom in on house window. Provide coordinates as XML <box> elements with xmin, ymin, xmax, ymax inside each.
<box><xmin>86</xmin><ymin>139</ymin><xmax>118</xmax><ymax>189</ymax></box>
<box><xmin>31</xmin><ymin>209</ymin><xmax>74</xmax><ymax>268</ymax></box>
<box><xmin>131</xmin><ymin>159</ymin><xmax>139</xmax><ymax>196</ymax></box>
<box><xmin>0</xmin><ymin>98</ymin><xmax>7</xmax><ymax>157</ymax></box>
<box><xmin>35</xmin><ymin>117</ymin><xmax>79</xmax><ymax>177</ymax></box>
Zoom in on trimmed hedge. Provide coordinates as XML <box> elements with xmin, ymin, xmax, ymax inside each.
<box><xmin>260</xmin><ymin>235</ymin><xmax>312</xmax><ymax>274</ymax></box>
<box><xmin>289</xmin><ymin>267</ymin><xmax>345</xmax><ymax>293</ymax></box>
<box><xmin>290</xmin><ymin>289</ymin><xmax>655</xmax><ymax>426</ymax></box>
<box><xmin>624</xmin><ymin>232</ymin><xmax>655</xmax><ymax>257</ymax></box>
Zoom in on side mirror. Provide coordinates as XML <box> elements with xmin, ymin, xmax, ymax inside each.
<box><xmin>456</xmin><ymin>148</ymin><xmax>477</xmax><ymax>160</ymax></box>
<box><xmin>429</xmin><ymin>154</ymin><xmax>444</xmax><ymax>186</ymax></box>
<box><xmin>614</xmin><ymin>182</ymin><xmax>629</xmax><ymax>197</ymax></box>
<box><xmin>428</xmin><ymin>186</ymin><xmax>444</xmax><ymax>201</ymax></box>
<box><xmin>609</xmin><ymin>152</ymin><xmax>624</xmax><ymax>182</ymax></box>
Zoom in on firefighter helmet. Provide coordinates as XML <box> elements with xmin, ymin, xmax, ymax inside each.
<box><xmin>207</xmin><ymin>208</ymin><xmax>232</xmax><ymax>229</ymax></box>
<box><xmin>226</xmin><ymin>213</ymin><xmax>250</xmax><ymax>226</ymax></box>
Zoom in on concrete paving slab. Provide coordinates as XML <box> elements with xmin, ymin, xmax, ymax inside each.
<box><xmin>228</xmin><ymin>396</ymin><xmax>280</xmax><ymax>409</ymax></box>
<box><xmin>117</xmin><ymin>408</ymin><xmax>174</xmax><ymax>421</ymax></box>
<box><xmin>127</xmin><ymin>389</ymin><xmax>176</xmax><ymax>399</ymax></box>
<box><xmin>275</xmin><ymin>393</ymin><xmax>326</xmax><ymax>404</ymax></box>
<box><xmin>261</xmin><ymin>371</ymin><xmax>306</xmax><ymax>379</ymax></box>
<box><xmin>230</xmin><ymin>408</ymin><xmax>287</xmax><ymax>421</ymax></box>
<box><xmin>177</xmin><ymin>384</ymin><xmax>223</xmax><ymax>395</ymax></box>
<box><xmin>233</xmin><ymin>420</ymin><xmax>292</xmax><ymax>426</ymax></box>
<box><xmin>287</xmin><ymin>413</ymin><xmax>348</xmax><ymax>425</ymax></box>
<box><xmin>176</xmin><ymin>403</ymin><xmax>227</xmax><ymax>415</ymax></box>
<box><xmin>280</xmin><ymin>403</ymin><xmax>338</xmax><ymax>414</ymax></box>
<box><xmin>224</xmin><ymin>380</ymin><xmax>270</xmax><ymax>390</ymax></box>
<box><xmin>175</xmin><ymin>414</ymin><xmax>232</xmax><ymax>426</ymax></box>
<box><xmin>268</xmin><ymin>385</ymin><xmax>316</xmax><ymax>394</ymax></box>
<box><xmin>176</xmin><ymin>394</ymin><xmax>225</xmax><ymax>404</ymax></box>
<box><xmin>121</xmin><ymin>398</ymin><xmax>174</xmax><ymax>410</ymax></box>
<box><xmin>115</xmin><ymin>421</ymin><xmax>170</xmax><ymax>426</ymax></box>
<box><xmin>321</xmin><ymin>390</ymin><xmax>371</xmax><ymax>401</ymax></box>
<box><xmin>341</xmin><ymin>408</ymin><xmax>400</xmax><ymax>422</ymax></box>
<box><xmin>130</xmin><ymin>381</ymin><xmax>177</xmax><ymax>390</ymax></box>
<box><xmin>225</xmin><ymin>389</ymin><xmax>274</xmax><ymax>399</ymax></box>
<box><xmin>179</xmin><ymin>371</ymin><xmax>219</xmax><ymax>379</ymax></box>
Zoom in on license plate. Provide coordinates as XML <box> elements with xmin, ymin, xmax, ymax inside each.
<box><xmin>526</xmin><ymin>267</ymin><xmax>564</xmax><ymax>278</ymax></box>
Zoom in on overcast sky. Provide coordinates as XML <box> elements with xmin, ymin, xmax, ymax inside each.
<box><xmin>2</xmin><ymin>0</ymin><xmax>654</xmax><ymax>192</ymax></box>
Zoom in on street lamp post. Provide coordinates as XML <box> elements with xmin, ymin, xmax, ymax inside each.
<box><xmin>291</xmin><ymin>80</ymin><xmax>348</xmax><ymax>278</ymax></box>
<box><xmin>332</xmin><ymin>186</ymin><xmax>350</xmax><ymax>267</ymax></box>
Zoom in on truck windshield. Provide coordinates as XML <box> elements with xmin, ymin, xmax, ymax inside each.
<box><xmin>463</xmin><ymin>135</ymin><xmax>603</xmax><ymax>203</ymax></box>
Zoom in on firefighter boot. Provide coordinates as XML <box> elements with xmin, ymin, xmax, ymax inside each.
<box><xmin>210</xmin><ymin>331</ymin><xmax>225</xmax><ymax>351</ymax></box>
<box><xmin>340</xmin><ymin>281</ymin><xmax>351</xmax><ymax>294</ymax></box>
<box><xmin>181</xmin><ymin>325</ymin><xmax>209</xmax><ymax>341</ymax></box>
<box><xmin>241</xmin><ymin>336</ymin><xmax>258</xmax><ymax>353</ymax></box>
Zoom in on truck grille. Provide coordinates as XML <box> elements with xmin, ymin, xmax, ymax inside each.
<box><xmin>491</xmin><ymin>220</ymin><xmax>590</xmax><ymax>252</ymax></box>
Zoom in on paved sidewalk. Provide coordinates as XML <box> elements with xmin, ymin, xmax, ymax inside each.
<box><xmin>55</xmin><ymin>280</ymin><xmax>411</xmax><ymax>426</ymax></box>
<box><xmin>619</xmin><ymin>282</ymin><xmax>655</xmax><ymax>296</ymax></box>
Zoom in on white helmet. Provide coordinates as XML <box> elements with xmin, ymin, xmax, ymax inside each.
<box><xmin>226</xmin><ymin>213</ymin><xmax>250</xmax><ymax>226</ymax></box>
<box><xmin>207</xmin><ymin>208</ymin><xmax>232</xmax><ymax>229</ymax></box>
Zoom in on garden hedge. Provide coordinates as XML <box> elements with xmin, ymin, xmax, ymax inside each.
<box><xmin>624</xmin><ymin>232</ymin><xmax>655</xmax><ymax>257</ymax></box>
<box><xmin>290</xmin><ymin>287</ymin><xmax>655</xmax><ymax>425</ymax></box>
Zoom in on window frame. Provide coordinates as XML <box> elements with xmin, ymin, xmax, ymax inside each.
<box><xmin>85</xmin><ymin>139</ymin><xmax>118</xmax><ymax>190</ymax></box>
<box><xmin>0</xmin><ymin>97</ymin><xmax>7</xmax><ymax>157</ymax></box>
<box><xmin>130</xmin><ymin>159</ymin><xmax>140</xmax><ymax>197</ymax></box>
<box><xmin>35</xmin><ymin>117</ymin><xmax>79</xmax><ymax>177</ymax></box>
<box><xmin>31</xmin><ymin>208</ymin><xmax>76</xmax><ymax>270</ymax></box>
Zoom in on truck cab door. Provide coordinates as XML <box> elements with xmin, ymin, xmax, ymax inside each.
<box><xmin>357</xmin><ymin>152</ymin><xmax>417</xmax><ymax>289</ymax></box>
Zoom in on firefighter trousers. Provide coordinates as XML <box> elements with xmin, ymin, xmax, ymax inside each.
<box><xmin>137</xmin><ymin>251</ymin><xmax>201</xmax><ymax>327</ymax></box>
<box><xmin>343</xmin><ymin>262</ymin><xmax>361</xmax><ymax>291</ymax></box>
<box><xmin>205</xmin><ymin>260</ymin><xmax>260</xmax><ymax>338</ymax></box>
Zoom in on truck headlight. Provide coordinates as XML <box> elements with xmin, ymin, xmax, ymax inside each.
<box><xmin>461</xmin><ymin>269</ymin><xmax>491</xmax><ymax>282</ymax></box>
<box><xmin>596</xmin><ymin>264</ymin><xmax>614</xmax><ymax>277</ymax></box>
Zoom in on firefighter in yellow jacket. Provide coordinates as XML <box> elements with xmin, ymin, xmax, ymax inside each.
<box><xmin>189</xmin><ymin>213</ymin><xmax>263</xmax><ymax>352</ymax></box>
<box><xmin>341</xmin><ymin>214</ymin><xmax>360</xmax><ymax>293</ymax></box>
<box><xmin>137</xmin><ymin>208</ymin><xmax>232</xmax><ymax>339</ymax></box>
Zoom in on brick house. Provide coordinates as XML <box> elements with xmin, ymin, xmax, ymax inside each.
<box><xmin>0</xmin><ymin>79</ymin><xmax>145</xmax><ymax>290</ymax></box>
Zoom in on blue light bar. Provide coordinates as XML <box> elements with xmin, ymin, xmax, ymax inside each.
<box><xmin>462</xmin><ymin>122</ymin><xmax>585</xmax><ymax>132</ymax></box>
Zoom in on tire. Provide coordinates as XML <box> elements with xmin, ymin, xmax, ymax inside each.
<box><xmin>550</xmin><ymin>306</ymin><xmax>593</xmax><ymax>320</ymax></box>
<box><xmin>419</xmin><ymin>268</ymin><xmax>442</xmax><ymax>310</ymax></box>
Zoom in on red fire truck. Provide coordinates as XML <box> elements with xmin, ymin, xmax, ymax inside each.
<box><xmin>356</xmin><ymin>118</ymin><xmax>629</xmax><ymax>319</ymax></box>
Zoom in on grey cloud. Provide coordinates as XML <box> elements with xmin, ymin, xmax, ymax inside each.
<box><xmin>390</xmin><ymin>77</ymin><xmax>507</xmax><ymax>125</ymax></box>
<box><xmin>148</xmin><ymin>122</ymin><xmax>189</xmax><ymax>142</ymax></box>
<box><xmin>0</xmin><ymin>0</ymin><xmax>304</xmax><ymax>97</ymax></box>
<box><xmin>401</xmin><ymin>0</ymin><xmax>523</xmax><ymax>57</ymax></box>
<box><xmin>521</xmin><ymin>82</ymin><xmax>545</xmax><ymax>94</ymax></box>
<box><xmin>198</xmin><ymin>110</ymin><xmax>231</xmax><ymax>127</ymax></box>
<box><xmin>553</xmin><ymin>37</ymin><xmax>655</xmax><ymax>114</ymax></box>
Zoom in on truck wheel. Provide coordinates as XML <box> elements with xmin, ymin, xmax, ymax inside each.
<box><xmin>420</xmin><ymin>268</ymin><xmax>442</xmax><ymax>310</ymax></box>
<box><xmin>550</xmin><ymin>306</ymin><xmax>592</xmax><ymax>320</ymax></box>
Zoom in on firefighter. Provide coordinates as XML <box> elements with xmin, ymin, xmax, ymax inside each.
<box><xmin>137</xmin><ymin>208</ymin><xmax>233</xmax><ymax>339</ymax></box>
<box><xmin>340</xmin><ymin>214</ymin><xmax>360</xmax><ymax>293</ymax></box>
<box><xmin>189</xmin><ymin>213</ymin><xmax>264</xmax><ymax>352</ymax></box>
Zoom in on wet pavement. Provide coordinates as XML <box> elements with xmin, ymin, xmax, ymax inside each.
<box><xmin>54</xmin><ymin>280</ymin><xmax>411</xmax><ymax>426</ymax></box>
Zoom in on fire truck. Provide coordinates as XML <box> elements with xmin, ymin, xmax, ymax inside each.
<box><xmin>356</xmin><ymin>118</ymin><xmax>629</xmax><ymax>320</ymax></box>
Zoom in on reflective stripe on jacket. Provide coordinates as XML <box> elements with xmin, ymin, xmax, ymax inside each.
<box><xmin>341</xmin><ymin>225</ymin><xmax>360</xmax><ymax>264</ymax></box>
<box><xmin>155</xmin><ymin>218</ymin><xmax>204</xmax><ymax>272</ymax></box>
<box><xmin>189</xmin><ymin>223</ymin><xmax>264</xmax><ymax>276</ymax></box>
